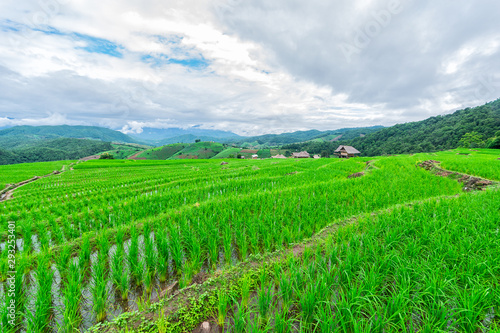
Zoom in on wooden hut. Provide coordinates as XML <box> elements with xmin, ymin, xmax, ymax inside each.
<box><xmin>292</xmin><ymin>151</ymin><xmax>310</xmax><ymax>158</ymax></box>
<box><xmin>334</xmin><ymin>145</ymin><xmax>361</xmax><ymax>158</ymax></box>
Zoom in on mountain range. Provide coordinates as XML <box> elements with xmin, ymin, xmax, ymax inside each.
<box><xmin>1</xmin><ymin>98</ymin><xmax>499</xmax><ymax>164</ymax></box>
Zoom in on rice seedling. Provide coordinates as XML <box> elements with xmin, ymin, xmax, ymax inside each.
<box><xmin>222</xmin><ymin>223</ymin><xmax>233</xmax><ymax>265</ymax></box>
<box><xmin>168</xmin><ymin>224</ymin><xmax>183</xmax><ymax>274</ymax></box>
<box><xmin>26</xmin><ymin>254</ymin><xmax>54</xmax><ymax>332</ymax></box>
<box><xmin>91</xmin><ymin>258</ymin><xmax>109</xmax><ymax>323</ymax></box>
<box><xmin>216</xmin><ymin>291</ymin><xmax>230</xmax><ymax>331</ymax></box>
<box><xmin>61</xmin><ymin>262</ymin><xmax>82</xmax><ymax>332</ymax></box>
<box><xmin>240</xmin><ymin>276</ymin><xmax>252</xmax><ymax>309</ymax></box>
<box><xmin>257</xmin><ymin>283</ymin><xmax>273</xmax><ymax>327</ymax></box>
<box><xmin>79</xmin><ymin>235</ymin><xmax>91</xmax><ymax>271</ymax></box>
<box><xmin>232</xmin><ymin>301</ymin><xmax>249</xmax><ymax>333</ymax></box>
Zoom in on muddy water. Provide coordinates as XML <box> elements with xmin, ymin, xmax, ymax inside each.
<box><xmin>0</xmin><ymin>229</ymin><xmax>247</xmax><ymax>332</ymax></box>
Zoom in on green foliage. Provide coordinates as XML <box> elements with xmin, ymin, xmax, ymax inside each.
<box><xmin>459</xmin><ymin>131</ymin><xmax>484</xmax><ymax>148</ymax></box>
<box><xmin>99</xmin><ymin>152</ymin><xmax>114</xmax><ymax>159</ymax></box>
<box><xmin>0</xmin><ymin>138</ymin><xmax>113</xmax><ymax>165</ymax></box>
<box><xmin>285</xmin><ymin>99</ymin><xmax>500</xmax><ymax>156</ymax></box>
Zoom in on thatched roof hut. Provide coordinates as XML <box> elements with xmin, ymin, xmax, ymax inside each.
<box><xmin>334</xmin><ymin>145</ymin><xmax>361</xmax><ymax>158</ymax></box>
<box><xmin>292</xmin><ymin>151</ymin><xmax>310</xmax><ymax>158</ymax></box>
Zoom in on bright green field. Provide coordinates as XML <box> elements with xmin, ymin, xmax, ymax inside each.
<box><xmin>0</xmin><ymin>150</ymin><xmax>499</xmax><ymax>332</ymax></box>
<box><xmin>0</xmin><ymin>160</ymin><xmax>73</xmax><ymax>189</ymax></box>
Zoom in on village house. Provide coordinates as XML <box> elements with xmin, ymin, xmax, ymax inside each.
<box><xmin>334</xmin><ymin>145</ymin><xmax>361</xmax><ymax>158</ymax></box>
<box><xmin>313</xmin><ymin>154</ymin><xmax>321</xmax><ymax>159</ymax></box>
<box><xmin>292</xmin><ymin>151</ymin><xmax>310</xmax><ymax>158</ymax></box>
<box><xmin>251</xmin><ymin>154</ymin><xmax>259</xmax><ymax>159</ymax></box>
<box><xmin>271</xmin><ymin>154</ymin><xmax>287</xmax><ymax>159</ymax></box>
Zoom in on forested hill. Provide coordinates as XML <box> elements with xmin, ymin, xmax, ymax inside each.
<box><xmin>0</xmin><ymin>138</ymin><xmax>113</xmax><ymax>165</ymax></box>
<box><xmin>284</xmin><ymin>99</ymin><xmax>500</xmax><ymax>156</ymax></box>
<box><xmin>231</xmin><ymin>126</ymin><xmax>384</xmax><ymax>147</ymax></box>
<box><xmin>0</xmin><ymin>125</ymin><xmax>140</xmax><ymax>147</ymax></box>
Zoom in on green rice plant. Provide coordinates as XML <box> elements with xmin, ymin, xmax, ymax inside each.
<box><xmin>232</xmin><ymin>302</ymin><xmax>249</xmax><ymax>333</ymax></box>
<box><xmin>279</xmin><ymin>273</ymin><xmax>294</xmax><ymax>307</ymax></box>
<box><xmin>299</xmin><ymin>281</ymin><xmax>320</xmax><ymax>328</ymax></box>
<box><xmin>240</xmin><ymin>276</ymin><xmax>252</xmax><ymax>309</ymax></box>
<box><xmin>57</xmin><ymin>244</ymin><xmax>72</xmax><ymax>279</ymax></box>
<box><xmin>23</xmin><ymin>224</ymin><xmax>33</xmax><ymax>253</ymax></box>
<box><xmin>98</xmin><ymin>232</ymin><xmax>110</xmax><ymax>264</ymax></box>
<box><xmin>156</xmin><ymin>309</ymin><xmax>170</xmax><ymax>333</ymax></box>
<box><xmin>91</xmin><ymin>258</ymin><xmax>108</xmax><ymax>322</ymax></box>
<box><xmin>257</xmin><ymin>283</ymin><xmax>273</xmax><ymax>326</ymax></box>
<box><xmin>216</xmin><ymin>291</ymin><xmax>230</xmax><ymax>330</ymax></box>
<box><xmin>79</xmin><ymin>235</ymin><xmax>91</xmax><ymax>271</ymax></box>
<box><xmin>454</xmin><ymin>285</ymin><xmax>492</xmax><ymax>332</ymax></box>
<box><xmin>144</xmin><ymin>234</ymin><xmax>157</xmax><ymax>273</ymax></box>
<box><xmin>26</xmin><ymin>254</ymin><xmax>54</xmax><ymax>332</ymax></box>
<box><xmin>133</xmin><ymin>259</ymin><xmax>145</xmax><ymax>286</ymax></box>
<box><xmin>168</xmin><ymin>225</ymin><xmax>183</xmax><ymax>273</ymax></box>
<box><xmin>274</xmin><ymin>305</ymin><xmax>294</xmax><ymax>333</ymax></box>
<box><xmin>144</xmin><ymin>268</ymin><xmax>154</xmax><ymax>295</ymax></box>
<box><xmin>127</xmin><ymin>228</ymin><xmax>139</xmax><ymax>282</ymax></box>
<box><xmin>61</xmin><ymin>262</ymin><xmax>83</xmax><ymax>332</ymax></box>
<box><xmin>314</xmin><ymin>305</ymin><xmax>335</xmax><ymax>333</ymax></box>
<box><xmin>111</xmin><ymin>245</ymin><xmax>124</xmax><ymax>289</ymax></box>
<box><xmin>155</xmin><ymin>228</ymin><xmax>170</xmax><ymax>282</ymax></box>
<box><xmin>222</xmin><ymin>223</ymin><xmax>233</xmax><ymax>265</ymax></box>
<box><xmin>188</xmin><ymin>233</ymin><xmax>202</xmax><ymax>271</ymax></box>
<box><xmin>120</xmin><ymin>269</ymin><xmax>130</xmax><ymax>301</ymax></box>
<box><xmin>207</xmin><ymin>232</ymin><xmax>219</xmax><ymax>269</ymax></box>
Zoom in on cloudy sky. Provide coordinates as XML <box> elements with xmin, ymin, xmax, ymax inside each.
<box><xmin>0</xmin><ymin>0</ymin><xmax>499</xmax><ymax>135</ymax></box>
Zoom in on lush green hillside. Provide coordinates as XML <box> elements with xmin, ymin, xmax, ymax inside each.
<box><xmin>170</xmin><ymin>141</ymin><xmax>225</xmax><ymax>159</ymax></box>
<box><xmin>345</xmin><ymin>99</ymin><xmax>500</xmax><ymax>156</ymax></box>
<box><xmin>231</xmin><ymin>126</ymin><xmax>384</xmax><ymax>147</ymax></box>
<box><xmin>0</xmin><ymin>138</ymin><xmax>113</xmax><ymax>165</ymax></box>
<box><xmin>129</xmin><ymin>127</ymin><xmax>240</xmax><ymax>145</ymax></box>
<box><xmin>0</xmin><ymin>125</ymin><xmax>141</xmax><ymax>147</ymax></box>
<box><xmin>284</xmin><ymin>99</ymin><xmax>500</xmax><ymax>156</ymax></box>
<box><xmin>137</xmin><ymin>141</ymin><xmax>226</xmax><ymax>160</ymax></box>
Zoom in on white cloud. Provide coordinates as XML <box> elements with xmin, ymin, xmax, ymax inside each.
<box><xmin>0</xmin><ymin>0</ymin><xmax>499</xmax><ymax>135</ymax></box>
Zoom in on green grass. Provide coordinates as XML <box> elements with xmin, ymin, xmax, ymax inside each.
<box><xmin>0</xmin><ymin>160</ymin><xmax>72</xmax><ymax>189</ymax></box>
<box><xmin>212</xmin><ymin>147</ymin><xmax>241</xmax><ymax>159</ymax></box>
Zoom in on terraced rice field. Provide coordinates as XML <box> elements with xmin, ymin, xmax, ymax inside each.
<box><xmin>0</xmin><ymin>150</ymin><xmax>499</xmax><ymax>332</ymax></box>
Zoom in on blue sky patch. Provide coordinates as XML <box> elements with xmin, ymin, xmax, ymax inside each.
<box><xmin>141</xmin><ymin>53</ymin><xmax>209</xmax><ymax>69</ymax></box>
<box><xmin>73</xmin><ymin>33</ymin><xmax>123</xmax><ymax>58</ymax></box>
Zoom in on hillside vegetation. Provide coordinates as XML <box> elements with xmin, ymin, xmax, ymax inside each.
<box><xmin>0</xmin><ymin>138</ymin><xmax>113</xmax><ymax>165</ymax></box>
<box><xmin>232</xmin><ymin>126</ymin><xmax>384</xmax><ymax>148</ymax></box>
<box><xmin>0</xmin><ymin>125</ymin><xmax>140</xmax><ymax>146</ymax></box>
<box><xmin>284</xmin><ymin>99</ymin><xmax>500</xmax><ymax>156</ymax></box>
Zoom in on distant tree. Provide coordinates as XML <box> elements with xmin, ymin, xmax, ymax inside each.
<box><xmin>99</xmin><ymin>152</ymin><xmax>114</xmax><ymax>159</ymax></box>
<box><xmin>237</xmin><ymin>154</ymin><xmax>242</xmax><ymax>159</ymax></box>
<box><xmin>459</xmin><ymin>132</ymin><xmax>485</xmax><ymax>148</ymax></box>
<box><xmin>195</xmin><ymin>139</ymin><xmax>201</xmax><ymax>143</ymax></box>
<box><xmin>284</xmin><ymin>150</ymin><xmax>291</xmax><ymax>157</ymax></box>
<box><xmin>321</xmin><ymin>150</ymin><xmax>329</xmax><ymax>158</ymax></box>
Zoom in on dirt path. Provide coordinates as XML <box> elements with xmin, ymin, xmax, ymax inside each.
<box><xmin>127</xmin><ymin>150</ymin><xmax>147</xmax><ymax>160</ymax></box>
<box><xmin>0</xmin><ymin>165</ymin><xmax>68</xmax><ymax>202</ymax></box>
